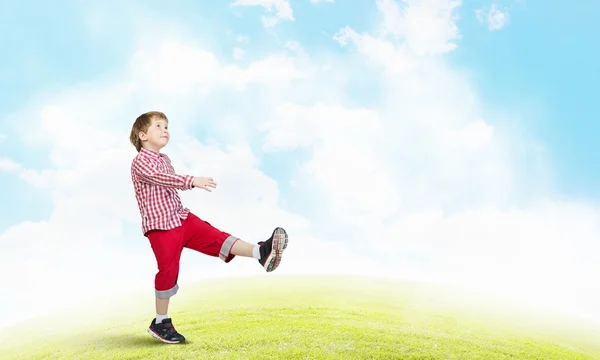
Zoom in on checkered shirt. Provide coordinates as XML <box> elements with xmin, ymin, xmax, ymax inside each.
<box><xmin>131</xmin><ymin>148</ymin><xmax>195</xmax><ymax>236</ymax></box>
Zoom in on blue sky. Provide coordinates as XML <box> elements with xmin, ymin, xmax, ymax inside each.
<box><xmin>447</xmin><ymin>1</ymin><xmax>600</xmax><ymax>199</ymax></box>
<box><xmin>1</xmin><ymin>0</ymin><xmax>599</xmax><ymax>223</ymax></box>
<box><xmin>1</xmin><ymin>0</ymin><xmax>599</xmax><ymax>327</ymax></box>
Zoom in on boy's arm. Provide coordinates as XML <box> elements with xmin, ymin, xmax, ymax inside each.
<box><xmin>132</xmin><ymin>157</ymin><xmax>195</xmax><ymax>190</ymax></box>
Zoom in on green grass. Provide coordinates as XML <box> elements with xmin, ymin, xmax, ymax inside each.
<box><xmin>2</xmin><ymin>275</ymin><xmax>599</xmax><ymax>359</ymax></box>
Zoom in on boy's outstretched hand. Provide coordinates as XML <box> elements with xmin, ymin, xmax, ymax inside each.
<box><xmin>193</xmin><ymin>177</ymin><xmax>217</xmax><ymax>192</ymax></box>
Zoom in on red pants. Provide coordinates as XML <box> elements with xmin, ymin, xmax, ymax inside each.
<box><xmin>147</xmin><ymin>212</ymin><xmax>239</xmax><ymax>299</ymax></box>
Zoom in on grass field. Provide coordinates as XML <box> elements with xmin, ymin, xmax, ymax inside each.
<box><xmin>2</xmin><ymin>275</ymin><xmax>599</xmax><ymax>359</ymax></box>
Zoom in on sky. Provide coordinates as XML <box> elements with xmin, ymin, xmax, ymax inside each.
<box><xmin>0</xmin><ymin>0</ymin><xmax>599</xmax><ymax>329</ymax></box>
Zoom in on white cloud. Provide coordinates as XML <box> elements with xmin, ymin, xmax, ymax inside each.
<box><xmin>333</xmin><ymin>0</ymin><xmax>462</xmax><ymax>74</ymax></box>
<box><xmin>226</xmin><ymin>31</ymin><xmax>249</xmax><ymax>43</ymax></box>
<box><xmin>445</xmin><ymin>119</ymin><xmax>494</xmax><ymax>151</ymax></box>
<box><xmin>221</xmin><ymin>55</ymin><xmax>307</xmax><ymax>90</ymax></box>
<box><xmin>334</xmin><ymin>26</ymin><xmax>417</xmax><ymax>74</ymax></box>
<box><xmin>284</xmin><ymin>40</ymin><xmax>304</xmax><ymax>54</ymax></box>
<box><xmin>476</xmin><ymin>4</ymin><xmax>510</xmax><ymax>31</ymax></box>
<box><xmin>231</xmin><ymin>0</ymin><xmax>294</xmax><ymax>27</ymax></box>
<box><xmin>374</xmin><ymin>201</ymin><xmax>600</xmax><ymax>320</ymax></box>
<box><xmin>261</xmin><ymin>92</ymin><xmax>600</xmax><ymax>322</ymax></box>
<box><xmin>128</xmin><ymin>38</ymin><xmax>305</xmax><ymax>94</ymax></box>
<box><xmin>262</xmin><ymin>103</ymin><xmax>399</xmax><ymax>225</ymax></box>
<box><xmin>310</xmin><ymin>0</ymin><xmax>334</xmax><ymax>3</ymax></box>
<box><xmin>259</xmin><ymin>3</ymin><xmax>600</xmax><ymax>324</ymax></box>
<box><xmin>376</xmin><ymin>0</ymin><xmax>461</xmax><ymax>55</ymax></box>
<box><xmin>0</xmin><ymin>158</ymin><xmax>21</xmax><ymax>173</ymax></box>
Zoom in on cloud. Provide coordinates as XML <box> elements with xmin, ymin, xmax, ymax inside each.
<box><xmin>333</xmin><ymin>0</ymin><xmax>462</xmax><ymax>74</ymax></box>
<box><xmin>261</xmin><ymin>88</ymin><xmax>600</xmax><ymax>324</ymax></box>
<box><xmin>261</xmin><ymin>103</ymin><xmax>399</xmax><ymax>225</ymax></box>
<box><xmin>476</xmin><ymin>4</ymin><xmax>510</xmax><ymax>31</ymax></box>
<box><xmin>0</xmin><ymin>158</ymin><xmax>21</xmax><ymax>173</ymax></box>
<box><xmin>226</xmin><ymin>31</ymin><xmax>249</xmax><ymax>43</ymax></box>
<box><xmin>381</xmin><ymin>201</ymin><xmax>600</xmax><ymax>320</ymax></box>
<box><xmin>334</xmin><ymin>26</ymin><xmax>417</xmax><ymax>74</ymax></box>
<box><xmin>263</xmin><ymin>60</ymin><xmax>522</xmax><ymax>220</ymax></box>
<box><xmin>260</xmin><ymin>1</ymin><xmax>599</xmax><ymax>323</ymax></box>
<box><xmin>310</xmin><ymin>0</ymin><xmax>334</xmax><ymax>3</ymax></box>
<box><xmin>376</xmin><ymin>0</ymin><xmax>461</xmax><ymax>55</ymax></box>
<box><xmin>230</xmin><ymin>0</ymin><xmax>294</xmax><ymax>27</ymax></box>
<box><xmin>129</xmin><ymin>39</ymin><xmax>305</xmax><ymax>94</ymax></box>
<box><xmin>284</xmin><ymin>40</ymin><xmax>304</xmax><ymax>54</ymax></box>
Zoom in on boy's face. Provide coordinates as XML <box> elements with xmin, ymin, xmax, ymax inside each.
<box><xmin>139</xmin><ymin>118</ymin><xmax>169</xmax><ymax>151</ymax></box>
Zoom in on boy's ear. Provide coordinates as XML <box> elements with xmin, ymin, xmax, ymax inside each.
<box><xmin>138</xmin><ymin>131</ymin><xmax>148</xmax><ymax>141</ymax></box>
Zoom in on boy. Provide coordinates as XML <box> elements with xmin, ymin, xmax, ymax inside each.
<box><xmin>129</xmin><ymin>111</ymin><xmax>288</xmax><ymax>344</ymax></box>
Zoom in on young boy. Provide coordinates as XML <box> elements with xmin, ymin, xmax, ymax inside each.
<box><xmin>129</xmin><ymin>111</ymin><xmax>288</xmax><ymax>344</ymax></box>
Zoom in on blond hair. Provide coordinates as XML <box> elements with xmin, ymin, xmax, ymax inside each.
<box><xmin>129</xmin><ymin>111</ymin><xmax>169</xmax><ymax>152</ymax></box>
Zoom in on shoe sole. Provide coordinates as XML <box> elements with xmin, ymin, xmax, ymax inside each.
<box><xmin>265</xmin><ymin>227</ymin><xmax>288</xmax><ymax>272</ymax></box>
<box><xmin>147</xmin><ymin>328</ymin><xmax>184</xmax><ymax>344</ymax></box>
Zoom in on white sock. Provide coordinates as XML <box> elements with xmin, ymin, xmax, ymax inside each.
<box><xmin>156</xmin><ymin>313</ymin><xmax>168</xmax><ymax>324</ymax></box>
<box><xmin>252</xmin><ymin>245</ymin><xmax>261</xmax><ymax>260</ymax></box>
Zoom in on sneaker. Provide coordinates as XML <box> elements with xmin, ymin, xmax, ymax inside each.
<box><xmin>258</xmin><ymin>227</ymin><xmax>288</xmax><ymax>272</ymax></box>
<box><xmin>147</xmin><ymin>318</ymin><xmax>186</xmax><ymax>344</ymax></box>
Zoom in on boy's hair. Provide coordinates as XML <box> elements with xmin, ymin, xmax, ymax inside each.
<box><xmin>129</xmin><ymin>111</ymin><xmax>169</xmax><ymax>152</ymax></box>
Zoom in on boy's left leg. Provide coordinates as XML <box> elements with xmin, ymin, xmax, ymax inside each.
<box><xmin>182</xmin><ymin>213</ymin><xmax>288</xmax><ymax>272</ymax></box>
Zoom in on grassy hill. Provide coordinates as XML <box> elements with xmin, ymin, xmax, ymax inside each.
<box><xmin>2</xmin><ymin>275</ymin><xmax>599</xmax><ymax>359</ymax></box>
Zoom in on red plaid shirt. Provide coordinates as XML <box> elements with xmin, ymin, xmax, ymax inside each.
<box><xmin>131</xmin><ymin>148</ymin><xmax>195</xmax><ymax>236</ymax></box>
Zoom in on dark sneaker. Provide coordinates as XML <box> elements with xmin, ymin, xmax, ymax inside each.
<box><xmin>258</xmin><ymin>227</ymin><xmax>288</xmax><ymax>272</ymax></box>
<box><xmin>147</xmin><ymin>318</ymin><xmax>186</xmax><ymax>344</ymax></box>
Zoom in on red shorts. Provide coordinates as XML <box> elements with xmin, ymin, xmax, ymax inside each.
<box><xmin>146</xmin><ymin>212</ymin><xmax>239</xmax><ymax>299</ymax></box>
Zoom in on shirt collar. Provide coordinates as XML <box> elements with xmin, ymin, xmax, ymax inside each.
<box><xmin>139</xmin><ymin>148</ymin><xmax>163</xmax><ymax>158</ymax></box>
